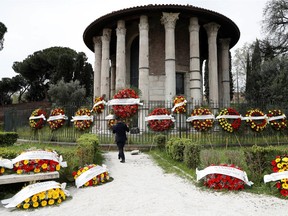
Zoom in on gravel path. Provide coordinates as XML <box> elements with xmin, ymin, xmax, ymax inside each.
<box><xmin>0</xmin><ymin>151</ymin><xmax>287</xmax><ymax>216</ymax></box>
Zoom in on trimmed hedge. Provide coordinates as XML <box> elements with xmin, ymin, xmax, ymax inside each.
<box><xmin>0</xmin><ymin>132</ymin><xmax>18</xmax><ymax>146</ymax></box>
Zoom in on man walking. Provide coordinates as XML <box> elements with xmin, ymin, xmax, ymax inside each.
<box><xmin>112</xmin><ymin>116</ymin><xmax>129</xmax><ymax>163</ymax></box>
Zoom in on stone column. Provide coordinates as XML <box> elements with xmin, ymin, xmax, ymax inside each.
<box><xmin>189</xmin><ymin>17</ymin><xmax>201</xmax><ymax>105</ymax></box>
<box><xmin>100</xmin><ymin>28</ymin><xmax>111</xmax><ymax>98</ymax></box>
<box><xmin>219</xmin><ymin>38</ymin><xmax>231</xmax><ymax>106</ymax></box>
<box><xmin>93</xmin><ymin>36</ymin><xmax>102</xmax><ymax>98</ymax></box>
<box><xmin>204</xmin><ymin>22</ymin><xmax>220</xmax><ymax>108</ymax></box>
<box><xmin>161</xmin><ymin>12</ymin><xmax>179</xmax><ymax>102</ymax></box>
<box><xmin>138</xmin><ymin>15</ymin><xmax>149</xmax><ymax>102</ymax></box>
<box><xmin>115</xmin><ymin>20</ymin><xmax>126</xmax><ymax>91</ymax></box>
<box><xmin>110</xmin><ymin>55</ymin><xmax>116</xmax><ymax>98</ymax></box>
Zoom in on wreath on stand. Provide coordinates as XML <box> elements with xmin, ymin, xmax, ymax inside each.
<box><xmin>172</xmin><ymin>95</ymin><xmax>187</xmax><ymax>114</ymax></box>
<box><xmin>91</xmin><ymin>96</ymin><xmax>106</xmax><ymax>114</ymax></box>
<box><xmin>145</xmin><ymin>108</ymin><xmax>175</xmax><ymax>132</ymax></box>
<box><xmin>108</xmin><ymin>88</ymin><xmax>142</xmax><ymax>119</ymax></box>
<box><xmin>71</xmin><ymin>108</ymin><xmax>93</xmax><ymax>131</ymax></box>
<box><xmin>244</xmin><ymin>109</ymin><xmax>267</xmax><ymax>132</ymax></box>
<box><xmin>29</xmin><ymin>108</ymin><xmax>47</xmax><ymax>129</ymax></box>
<box><xmin>187</xmin><ymin>108</ymin><xmax>215</xmax><ymax>131</ymax></box>
<box><xmin>47</xmin><ymin>108</ymin><xmax>68</xmax><ymax>130</ymax></box>
<box><xmin>216</xmin><ymin>108</ymin><xmax>242</xmax><ymax>133</ymax></box>
<box><xmin>267</xmin><ymin>109</ymin><xmax>287</xmax><ymax>131</ymax></box>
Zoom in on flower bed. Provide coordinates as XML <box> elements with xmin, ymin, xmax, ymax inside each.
<box><xmin>187</xmin><ymin>108</ymin><xmax>214</xmax><ymax>131</ymax></box>
<box><xmin>267</xmin><ymin>109</ymin><xmax>287</xmax><ymax>131</ymax></box>
<box><xmin>47</xmin><ymin>108</ymin><xmax>67</xmax><ymax>130</ymax></box>
<box><xmin>72</xmin><ymin>164</ymin><xmax>111</xmax><ymax>188</ymax></box>
<box><xmin>71</xmin><ymin>108</ymin><xmax>93</xmax><ymax>130</ymax></box>
<box><xmin>245</xmin><ymin>108</ymin><xmax>267</xmax><ymax>132</ymax></box>
<box><xmin>145</xmin><ymin>108</ymin><xmax>175</xmax><ymax>132</ymax></box>
<box><xmin>216</xmin><ymin>108</ymin><xmax>241</xmax><ymax>132</ymax></box>
<box><xmin>29</xmin><ymin>108</ymin><xmax>47</xmax><ymax>129</ymax></box>
<box><xmin>172</xmin><ymin>95</ymin><xmax>187</xmax><ymax>114</ymax></box>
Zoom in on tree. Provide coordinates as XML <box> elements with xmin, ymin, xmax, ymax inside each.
<box><xmin>47</xmin><ymin>79</ymin><xmax>87</xmax><ymax>107</ymax></box>
<box><xmin>0</xmin><ymin>22</ymin><xmax>7</xmax><ymax>51</ymax></box>
<box><xmin>262</xmin><ymin>0</ymin><xmax>288</xmax><ymax>55</ymax></box>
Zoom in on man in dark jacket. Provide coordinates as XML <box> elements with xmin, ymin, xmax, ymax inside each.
<box><xmin>112</xmin><ymin>116</ymin><xmax>129</xmax><ymax>163</ymax></box>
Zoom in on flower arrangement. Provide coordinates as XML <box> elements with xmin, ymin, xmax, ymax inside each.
<box><xmin>108</xmin><ymin>119</ymin><xmax>116</xmax><ymax>129</ymax></box>
<box><xmin>92</xmin><ymin>96</ymin><xmax>106</xmax><ymax>114</ymax></box>
<box><xmin>12</xmin><ymin>150</ymin><xmax>66</xmax><ymax>174</ymax></box>
<box><xmin>110</xmin><ymin>88</ymin><xmax>141</xmax><ymax>119</ymax></box>
<box><xmin>146</xmin><ymin>108</ymin><xmax>175</xmax><ymax>132</ymax></box>
<box><xmin>267</xmin><ymin>109</ymin><xmax>287</xmax><ymax>131</ymax></box>
<box><xmin>217</xmin><ymin>108</ymin><xmax>242</xmax><ymax>133</ymax></box>
<box><xmin>29</xmin><ymin>108</ymin><xmax>47</xmax><ymax>129</ymax></box>
<box><xmin>245</xmin><ymin>108</ymin><xmax>267</xmax><ymax>132</ymax></box>
<box><xmin>271</xmin><ymin>155</ymin><xmax>288</xmax><ymax>196</ymax></box>
<box><xmin>47</xmin><ymin>108</ymin><xmax>67</xmax><ymax>130</ymax></box>
<box><xmin>201</xmin><ymin>164</ymin><xmax>246</xmax><ymax>190</ymax></box>
<box><xmin>71</xmin><ymin>107</ymin><xmax>93</xmax><ymax>130</ymax></box>
<box><xmin>172</xmin><ymin>95</ymin><xmax>187</xmax><ymax>114</ymax></box>
<box><xmin>1</xmin><ymin>181</ymin><xmax>70</xmax><ymax>209</ymax></box>
<box><xmin>17</xmin><ymin>186</ymin><xmax>67</xmax><ymax>209</ymax></box>
<box><xmin>72</xmin><ymin>164</ymin><xmax>111</xmax><ymax>188</ymax></box>
<box><xmin>188</xmin><ymin>107</ymin><xmax>214</xmax><ymax>131</ymax></box>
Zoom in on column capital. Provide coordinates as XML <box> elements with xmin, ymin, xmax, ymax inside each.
<box><xmin>161</xmin><ymin>12</ymin><xmax>179</xmax><ymax>29</ymax></box>
<box><xmin>204</xmin><ymin>22</ymin><xmax>220</xmax><ymax>37</ymax></box>
<box><xmin>219</xmin><ymin>38</ymin><xmax>231</xmax><ymax>50</ymax></box>
<box><xmin>139</xmin><ymin>15</ymin><xmax>149</xmax><ymax>31</ymax></box>
<box><xmin>93</xmin><ymin>36</ymin><xmax>102</xmax><ymax>46</ymax></box>
<box><xmin>116</xmin><ymin>20</ymin><xmax>126</xmax><ymax>36</ymax></box>
<box><xmin>102</xmin><ymin>28</ymin><xmax>111</xmax><ymax>42</ymax></box>
<box><xmin>189</xmin><ymin>17</ymin><xmax>200</xmax><ymax>32</ymax></box>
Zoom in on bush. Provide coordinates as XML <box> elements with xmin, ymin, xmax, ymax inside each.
<box><xmin>183</xmin><ymin>142</ymin><xmax>201</xmax><ymax>169</ymax></box>
<box><xmin>0</xmin><ymin>132</ymin><xmax>18</xmax><ymax>146</ymax></box>
<box><xmin>76</xmin><ymin>133</ymin><xmax>99</xmax><ymax>166</ymax></box>
<box><xmin>153</xmin><ymin>134</ymin><xmax>167</xmax><ymax>150</ymax></box>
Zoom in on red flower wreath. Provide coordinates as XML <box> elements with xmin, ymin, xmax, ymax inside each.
<box><xmin>202</xmin><ymin>164</ymin><xmax>246</xmax><ymax>190</ymax></box>
<box><xmin>92</xmin><ymin>96</ymin><xmax>106</xmax><ymax>114</ymax></box>
<box><xmin>189</xmin><ymin>108</ymin><xmax>214</xmax><ymax>131</ymax></box>
<box><xmin>245</xmin><ymin>109</ymin><xmax>267</xmax><ymax>132</ymax></box>
<box><xmin>72</xmin><ymin>108</ymin><xmax>93</xmax><ymax>131</ymax></box>
<box><xmin>146</xmin><ymin>108</ymin><xmax>174</xmax><ymax>132</ymax></box>
<box><xmin>29</xmin><ymin>108</ymin><xmax>47</xmax><ymax>129</ymax></box>
<box><xmin>267</xmin><ymin>109</ymin><xmax>287</xmax><ymax>131</ymax></box>
<box><xmin>172</xmin><ymin>95</ymin><xmax>187</xmax><ymax>114</ymax></box>
<box><xmin>112</xmin><ymin>88</ymin><xmax>140</xmax><ymax>119</ymax></box>
<box><xmin>271</xmin><ymin>155</ymin><xmax>288</xmax><ymax>196</ymax></box>
<box><xmin>47</xmin><ymin>108</ymin><xmax>67</xmax><ymax>130</ymax></box>
<box><xmin>217</xmin><ymin>108</ymin><xmax>242</xmax><ymax>133</ymax></box>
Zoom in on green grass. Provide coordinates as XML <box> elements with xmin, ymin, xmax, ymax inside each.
<box><xmin>148</xmin><ymin>149</ymin><xmax>287</xmax><ymax>199</ymax></box>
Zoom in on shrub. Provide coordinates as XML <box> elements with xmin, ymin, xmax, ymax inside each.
<box><xmin>153</xmin><ymin>134</ymin><xmax>167</xmax><ymax>150</ymax></box>
<box><xmin>0</xmin><ymin>132</ymin><xmax>18</xmax><ymax>146</ymax></box>
<box><xmin>183</xmin><ymin>142</ymin><xmax>201</xmax><ymax>169</ymax></box>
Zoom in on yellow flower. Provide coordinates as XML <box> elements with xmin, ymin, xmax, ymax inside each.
<box><xmin>52</xmin><ymin>191</ymin><xmax>59</xmax><ymax>199</ymax></box>
<box><xmin>282</xmin><ymin>183</ymin><xmax>288</xmax><ymax>189</ymax></box>
<box><xmin>41</xmin><ymin>163</ymin><xmax>48</xmax><ymax>169</ymax></box>
<box><xmin>23</xmin><ymin>203</ymin><xmax>30</xmax><ymax>209</ymax></box>
<box><xmin>282</xmin><ymin>157</ymin><xmax>288</xmax><ymax>162</ymax></box>
<box><xmin>84</xmin><ymin>181</ymin><xmax>90</xmax><ymax>187</ymax></box>
<box><xmin>277</xmin><ymin>163</ymin><xmax>283</xmax><ymax>169</ymax></box>
<box><xmin>48</xmin><ymin>199</ymin><xmax>55</xmax><ymax>205</ymax></box>
<box><xmin>276</xmin><ymin>158</ymin><xmax>281</xmax><ymax>163</ymax></box>
<box><xmin>0</xmin><ymin>167</ymin><xmax>5</xmax><ymax>174</ymax></box>
<box><xmin>38</xmin><ymin>192</ymin><xmax>46</xmax><ymax>200</ymax></box>
<box><xmin>57</xmin><ymin>199</ymin><xmax>62</xmax><ymax>204</ymax></box>
<box><xmin>23</xmin><ymin>160</ymin><xmax>29</xmax><ymax>165</ymax></box>
<box><xmin>24</xmin><ymin>198</ymin><xmax>30</xmax><ymax>203</ymax></box>
<box><xmin>17</xmin><ymin>169</ymin><xmax>23</xmax><ymax>174</ymax></box>
<box><xmin>56</xmin><ymin>164</ymin><xmax>61</xmax><ymax>171</ymax></box>
<box><xmin>32</xmin><ymin>201</ymin><xmax>39</xmax><ymax>208</ymax></box>
<box><xmin>34</xmin><ymin>167</ymin><xmax>41</xmax><ymax>173</ymax></box>
<box><xmin>31</xmin><ymin>195</ymin><xmax>38</xmax><ymax>202</ymax></box>
<box><xmin>41</xmin><ymin>200</ymin><xmax>47</xmax><ymax>207</ymax></box>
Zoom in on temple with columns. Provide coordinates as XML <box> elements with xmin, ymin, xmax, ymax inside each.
<box><xmin>83</xmin><ymin>4</ymin><xmax>240</xmax><ymax>106</ymax></box>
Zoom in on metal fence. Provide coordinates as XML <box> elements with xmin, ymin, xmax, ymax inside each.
<box><xmin>4</xmin><ymin>100</ymin><xmax>288</xmax><ymax>145</ymax></box>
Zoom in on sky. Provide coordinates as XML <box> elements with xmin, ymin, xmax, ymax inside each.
<box><xmin>0</xmin><ymin>0</ymin><xmax>268</xmax><ymax>80</ymax></box>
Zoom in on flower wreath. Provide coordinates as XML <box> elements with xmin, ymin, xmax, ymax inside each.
<box><xmin>108</xmin><ymin>119</ymin><xmax>116</xmax><ymax>129</ymax></box>
<box><xmin>244</xmin><ymin>108</ymin><xmax>267</xmax><ymax>132</ymax></box>
<box><xmin>29</xmin><ymin>108</ymin><xmax>47</xmax><ymax>129</ymax></box>
<box><xmin>267</xmin><ymin>109</ymin><xmax>287</xmax><ymax>131</ymax></box>
<box><xmin>92</xmin><ymin>96</ymin><xmax>106</xmax><ymax>114</ymax></box>
<box><xmin>270</xmin><ymin>155</ymin><xmax>288</xmax><ymax>196</ymax></box>
<box><xmin>172</xmin><ymin>95</ymin><xmax>187</xmax><ymax>114</ymax></box>
<box><xmin>109</xmin><ymin>88</ymin><xmax>142</xmax><ymax>119</ymax></box>
<box><xmin>47</xmin><ymin>108</ymin><xmax>67</xmax><ymax>130</ymax></box>
<box><xmin>2</xmin><ymin>181</ymin><xmax>70</xmax><ymax>209</ymax></box>
<box><xmin>12</xmin><ymin>149</ymin><xmax>66</xmax><ymax>174</ymax></box>
<box><xmin>216</xmin><ymin>108</ymin><xmax>242</xmax><ymax>133</ymax></box>
<box><xmin>72</xmin><ymin>164</ymin><xmax>111</xmax><ymax>188</ymax></box>
<box><xmin>71</xmin><ymin>108</ymin><xmax>93</xmax><ymax>130</ymax></box>
<box><xmin>187</xmin><ymin>108</ymin><xmax>214</xmax><ymax>131</ymax></box>
<box><xmin>145</xmin><ymin>108</ymin><xmax>175</xmax><ymax>132</ymax></box>
<box><xmin>198</xmin><ymin>164</ymin><xmax>250</xmax><ymax>190</ymax></box>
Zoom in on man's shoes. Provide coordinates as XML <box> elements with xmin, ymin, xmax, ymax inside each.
<box><xmin>118</xmin><ymin>155</ymin><xmax>120</xmax><ymax>160</ymax></box>
<box><xmin>120</xmin><ymin>160</ymin><xmax>125</xmax><ymax>163</ymax></box>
